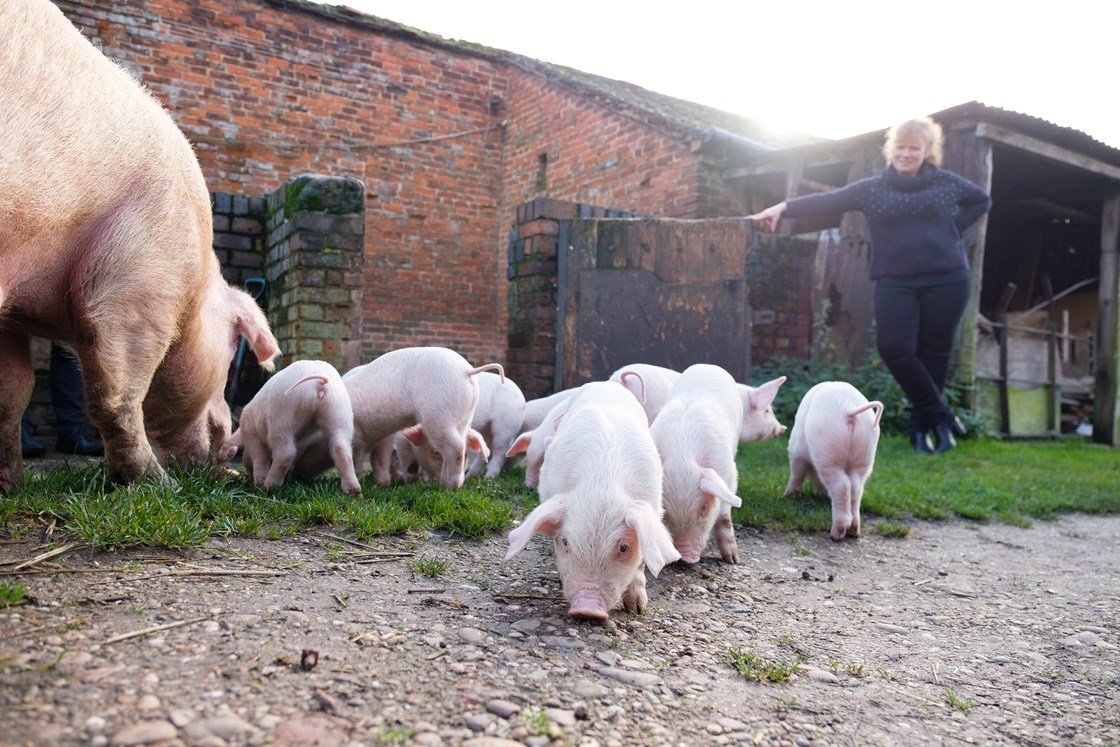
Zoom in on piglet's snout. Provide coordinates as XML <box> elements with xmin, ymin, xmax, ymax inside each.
<box><xmin>567</xmin><ymin>589</ymin><xmax>610</xmax><ymax>620</ymax></box>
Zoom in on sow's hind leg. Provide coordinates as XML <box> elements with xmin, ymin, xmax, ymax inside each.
<box><xmin>78</xmin><ymin>319</ymin><xmax>174</xmax><ymax>485</ymax></box>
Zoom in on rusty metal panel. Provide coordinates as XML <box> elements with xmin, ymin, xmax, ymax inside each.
<box><xmin>557</xmin><ymin>217</ymin><xmax>752</xmax><ymax>388</ymax></box>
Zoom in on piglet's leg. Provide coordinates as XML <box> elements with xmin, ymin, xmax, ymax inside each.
<box><xmin>262</xmin><ymin>437</ymin><xmax>297</xmax><ymax>489</ymax></box>
<box><xmin>622</xmin><ymin>563</ymin><xmax>648</xmax><ymax>614</ymax></box>
<box><xmin>330</xmin><ymin>437</ymin><xmax>362</xmax><ymax>496</ymax></box>
<box><xmin>0</xmin><ymin>332</ymin><xmax>33</xmax><ymax>492</ymax></box>
<box><xmin>714</xmin><ymin>511</ymin><xmax>740</xmax><ymax>564</ymax></box>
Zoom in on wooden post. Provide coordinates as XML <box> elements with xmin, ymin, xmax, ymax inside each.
<box><xmin>1094</xmin><ymin>193</ymin><xmax>1120</xmax><ymax>446</ymax></box>
<box><xmin>943</xmin><ymin>125</ymin><xmax>994</xmax><ymax>416</ymax></box>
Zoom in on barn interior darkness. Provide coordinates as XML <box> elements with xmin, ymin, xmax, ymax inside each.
<box><xmin>980</xmin><ymin>143</ymin><xmax>1104</xmax><ymax>319</ymax></box>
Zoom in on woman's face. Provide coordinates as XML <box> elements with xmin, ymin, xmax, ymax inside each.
<box><xmin>890</xmin><ymin>134</ymin><xmax>928</xmax><ymax>176</ymax></box>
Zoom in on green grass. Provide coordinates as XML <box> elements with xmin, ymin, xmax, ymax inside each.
<box><xmin>723</xmin><ymin>646</ymin><xmax>805</xmax><ymax>683</ymax></box>
<box><xmin>0</xmin><ymin>580</ymin><xmax>29</xmax><ymax>608</ymax></box>
<box><xmin>0</xmin><ymin>435</ymin><xmax>1117</xmax><ymax>551</ymax></box>
<box><xmin>0</xmin><ymin>462</ymin><xmax>535</xmax><ymax>551</ymax></box>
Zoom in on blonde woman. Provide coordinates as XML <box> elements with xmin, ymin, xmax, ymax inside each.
<box><xmin>749</xmin><ymin>117</ymin><xmax>991</xmax><ymax>454</ymax></box>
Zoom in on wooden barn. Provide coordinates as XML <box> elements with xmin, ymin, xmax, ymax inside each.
<box><xmin>728</xmin><ymin>102</ymin><xmax>1120</xmax><ymax>445</ymax></box>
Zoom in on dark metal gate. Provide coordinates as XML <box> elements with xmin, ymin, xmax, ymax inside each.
<box><xmin>556</xmin><ymin>217</ymin><xmax>753</xmax><ymax>389</ymax></box>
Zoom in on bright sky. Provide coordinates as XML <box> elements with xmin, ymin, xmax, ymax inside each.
<box><xmin>325</xmin><ymin>0</ymin><xmax>1120</xmax><ymax>150</ymax></box>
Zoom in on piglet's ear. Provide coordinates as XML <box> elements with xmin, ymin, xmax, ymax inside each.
<box><xmin>506</xmin><ymin>497</ymin><xmax>567</xmax><ymax>560</ymax></box>
<box><xmin>467</xmin><ymin>428</ymin><xmax>490</xmax><ymax>462</ymax></box>
<box><xmin>699</xmin><ymin>467</ymin><xmax>742</xmax><ymax>508</ymax></box>
<box><xmin>402</xmin><ymin>425</ymin><xmax>427</xmax><ymax>446</ymax></box>
<box><xmin>748</xmin><ymin>376</ymin><xmax>786</xmax><ymax>412</ymax></box>
<box><xmin>505</xmin><ymin>431</ymin><xmax>532</xmax><ymax>458</ymax></box>
<box><xmin>627</xmin><ymin>501</ymin><xmax>680</xmax><ymax>576</ymax></box>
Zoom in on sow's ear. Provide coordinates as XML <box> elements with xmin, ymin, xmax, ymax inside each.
<box><xmin>227</xmin><ymin>286</ymin><xmax>280</xmax><ymax>372</ymax></box>
<box><xmin>626</xmin><ymin>501</ymin><xmax>681</xmax><ymax>576</ymax></box>
<box><xmin>506</xmin><ymin>497</ymin><xmax>567</xmax><ymax>560</ymax></box>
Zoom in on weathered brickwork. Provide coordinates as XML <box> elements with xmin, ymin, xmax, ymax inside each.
<box><xmin>263</xmin><ymin>174</ymin><xmax>365</xmax><ymax>372</ymax></box>
<box><xmin>211</xmin><ymin>192</ymin><xmax>266</xmax><ymax>288</ymax></box>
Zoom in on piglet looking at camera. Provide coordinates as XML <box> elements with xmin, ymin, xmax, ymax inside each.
<box><xmin>784</xmin><ymin>381</ymin><xmax>883</xmax><ymax>541</ymax></box>
<box><xmin>229</xmin><ymin>360</ymin><xmax>360</xmax><ymax>496</ymax></box>
<box><xmin>505</xmin><ymin>381</ymin><xmax>680</xmax><ymax>620</ymax></box>
<box><xmin>650</xmin><ymin>364</ymin><xmax>745</xmax><ymax>565</ymax></box>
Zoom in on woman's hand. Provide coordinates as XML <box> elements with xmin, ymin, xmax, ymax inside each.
<box><xmin>747</xmin><ymin>202</ymin><xmax>788</xmax><ymax>232</ymax></box>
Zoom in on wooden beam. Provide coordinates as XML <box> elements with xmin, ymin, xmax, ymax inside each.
<box><xmin>975</xmin><ymin>122</ymin><xmax>1120</xmax><ymax>181</ymax></box>
<box><xmin>1094</xmin><ymin>192</ymin><xmax>1120</xmax><ymax>446</ymax></box>
<box><xmin>1018</xmin><ymin>197</ymin><xmax>1101</xmax><ymax>225</ymax></box>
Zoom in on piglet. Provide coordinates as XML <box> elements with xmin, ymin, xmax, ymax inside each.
<box><xmin>609</xmin><ymin>363</ymin><xmax>787</xmax><ymax>443</ymax></box>
<box><xmin>784</xmin><ymin>381</ymin><xmax>883</xmax><ymax>541</ymax></box>
<box><xmin>505</xmin><ymin>396</ymin><xmax>565</xmax><ymax>488</ymax></box>
<box><xmin>392</xmin><ymin>425</ymin><xmax>490</xmax><ymax>484</ymax></box>
<box><xmin>229</xmin><ymin>360</ymin><xmax>360</xmax><ymax>495</ymax></box>
<box><xmin>520</xmin><ymin>388</ymin><xmax>579</xmax><ymax>433</ymax></box>
<box><xmin>294</xmin><ymin>347</ymin><xmax>502</xmax><ymax>489</ymax></box>
<box><xmin>650</xmin><ymin>364</ymin><xmax>745</xmax><ymax>565</ymax></box>
<box><xmin>608</xmin><ymin>363</ymin><xmax>679</xmax><ymax>423</ymax></box>
<box><xmin>737</xmin><ymin>376</ymin><xmax>788</xmax><ymax>442</ymax></box>
<box><xmin>505</xmin><ymin>381</ymin><xmax>680</xmax><ymax>620</ymax></box>
<box><xmin>510</xmin><ymin>373</ymin><xmax>645</xmax><ymax>488</ymax></box>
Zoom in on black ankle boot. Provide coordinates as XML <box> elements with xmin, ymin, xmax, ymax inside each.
<box><xmin>21</xmin><ymin>421</ymin><xmax>46</xmax><ymax>459</ymax></box>
<box><xmin>911</xmin><ymin>430</ymin><xmax>935</xmax><ymax>454</ymax></box>
<box><xmin>932</xmin><ymin>419</ymin><xmax>957</xmax><ymax>454</ymax></box>
<box><xmin>948</xmin><ymin>413</ymin><xmax>967</xmax><ymax>438</ymax></box>
<box><xmin>56</xmin><ymin>428</ymin><xmax>104</xmax><ymax>457</ymax></box>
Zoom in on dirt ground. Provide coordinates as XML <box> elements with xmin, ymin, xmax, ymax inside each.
<box><xmin>2</xmin><ymin>489</ymin><xmax>1119</xmax><ymax>747</ymax></box>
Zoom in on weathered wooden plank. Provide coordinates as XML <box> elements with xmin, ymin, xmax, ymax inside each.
<box><xmin>975</xmin><ymin>123</ymin><xmax>1120</xmax><ymax>181</ymax></box>
<box><xmin>1093</xmin><ymin>193</ymin><xmax>1120</xmax><ymax>446</ymax></box>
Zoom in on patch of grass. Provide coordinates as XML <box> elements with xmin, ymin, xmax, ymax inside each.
<box><xmin>0</xmin><ymin>463</ymin><xmax>533</xmax><ymax>552</ymax></box>
<box><xmin>377</xmin><ymin>726</ymin><xmax>412</xmax><ymax>744</ymax></box>
<box><xmin>406</xmin><ymin>554</ymin><xmax>450</xmax><ymax>578</ymax></box>
<box><xmin>945</xmin><ymin>686</ymin><xmax>973</xmax><ymax>710</ymax></box>
<box><xmin>0</xmin><ymin>580</ymin><xmax>29</xmax><ymax>609</ymax></box>
<box><xmin>723</xmin><ymin>647</ymin><xmax>804</xmax><ymax>684</ymax></box>
<box><xmin>735</xmin><ymin>436</ymin><xmax>1120</xmax><ymax>532</ymax></box>
<box><xmin>871</xmin><ymin>521</ymin><xmax>910</xmax><ymax>538</ymax></box>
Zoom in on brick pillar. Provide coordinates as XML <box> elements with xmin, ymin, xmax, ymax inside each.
<box><xmin>264</xmin><ymin>174</ymin><xmax>365</xmax><ymax>372</ymax></box>
<box><xmin>506</xmin><ymin>199</ymin><xmax>578</xmax><ymax>400</ymax></box>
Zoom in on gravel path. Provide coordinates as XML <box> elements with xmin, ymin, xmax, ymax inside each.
<box><xmin>2</xmin><ymin>512</ymin><xmax>1119</xmax><ymax>746</ymax></box>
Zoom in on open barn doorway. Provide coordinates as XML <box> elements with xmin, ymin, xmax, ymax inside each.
<box><xmin>976</xmin><ymin>142</ymin><xmax>1108</xmax><ymax>436</ymax></box>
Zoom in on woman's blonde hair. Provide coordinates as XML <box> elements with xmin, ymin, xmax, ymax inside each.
<box><xmin>883</xmin><ymin>116</ymin><xmax>944</xmax><ymax>167</ymax></box>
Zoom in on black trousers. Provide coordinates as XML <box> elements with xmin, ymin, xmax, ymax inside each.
<box><xmin>874</xmin><ymin>268</ymin><xmax>971</xmax><ymax>432</ymax></box>
<box><xmin>22</xmin><ymin>344</ymin><xmax>89</xmax><ymax>434</ymax></box>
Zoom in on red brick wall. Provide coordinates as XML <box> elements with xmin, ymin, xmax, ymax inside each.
<box><xmin>55</xmin><ymin>0</ymin><xmax>509</xmax><ymax>366</ymax></box>
<box><xmin>53</xmin><ymin>0</ymin><xmax>749</xmax><ymax>372</ymax></box>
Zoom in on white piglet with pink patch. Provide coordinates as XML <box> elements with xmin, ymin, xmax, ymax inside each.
<box><xmin>229</xmin><ymin>360</ymin><xmax>360</xmax><ymax>496</ymax></box>
<box><xmin>505</xmin><ymin>381</ymin><xmax>680</xmax><ymax>620</ymax></box>
<box><xmin>784</xmin><ymin>381</ymin><xmax>883</xmax><ymax>541</ymax></box>
<box><xmin>650</xmin><ymin>364</ymin><xmax>746</xmax><ymax>565</ymax></box>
